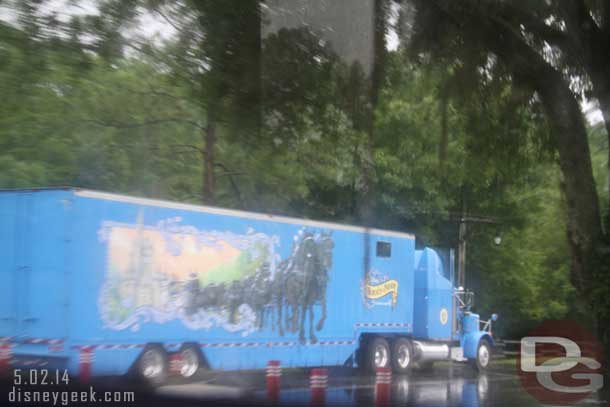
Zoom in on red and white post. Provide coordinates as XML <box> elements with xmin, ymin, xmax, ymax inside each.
<box><xmin>266</xmin><ymin>360</ymin><xmax>281</xmax><ymax>402</ymax></box>
<box><xmin>169</xmin><ymin>353</ymin><xmax>184</xmax><ymax>376</ymax></box>
<box><xmin>78</xmin><ymin>346</ymin><xmax>94</xmax><ymax>383</ymax></box>
<box><xmin>0</xmin><ymin>343</ymin><xmax>11</xmax><ymax>378</ymax></box>
<box><xmin>310</xmin><ymin>368</ymin><xmax>328</xmax><ymax>406</ymax></box>
<box><xmin>375</xmin><ymin>367</ymin><xmax>392</xmax><ymax>406</ymax></box>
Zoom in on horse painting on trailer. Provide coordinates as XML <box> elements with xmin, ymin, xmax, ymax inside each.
<box><xmin>98</xmin><ymin>212</ymin><xmax>334</xmax><ymax>343</ymax></box>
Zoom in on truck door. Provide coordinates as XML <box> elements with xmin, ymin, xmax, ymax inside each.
<box><xmin>413</xmin><ymin>248</ymin><xmax>453</xmax><ymax>340</ymax></box>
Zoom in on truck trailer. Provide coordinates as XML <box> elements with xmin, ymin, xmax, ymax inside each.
<box><xmin>0</xmin><ymin>188</ymin><xmax>495</xmax><ymax>384</ymax></box>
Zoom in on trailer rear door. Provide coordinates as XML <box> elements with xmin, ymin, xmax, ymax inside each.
<box><xmin>4</xmin><ymin>191</ymin><xmax>70</xmax><ymax>340</ymax></box>
<box><xmin>0</xmin><ymin>192</ymin><xmax>20</xmax><ymax>338</ymax></box>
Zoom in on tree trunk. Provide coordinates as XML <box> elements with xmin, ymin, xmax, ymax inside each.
<box><xmin>548</xmin><ymin>0</ymin><xmax>610</xmax><ymax>233</ymax></box>
<box><xmin>538</xmin><ymin>79</ymin><xmax>602</xmax><ymax>295</ymax></box>
<box><xmin>594</xmin><ymin>90</ymin><xmax>610</xmax><ymax>221</ymax></box>
<box><xmin>203</xmin><ymin>105</ymin><xmax>217</xmax><ymax>204</ymax></box>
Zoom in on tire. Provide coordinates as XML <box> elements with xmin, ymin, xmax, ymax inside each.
<box><xmin>136</xmin><ymin>346</ymin><xmax>168</xmax><ymax>387</ymax></box>
<box><xmin>365</xmin><ymin>337</ymin><xmax>391</xmax><ymax>373</ymax></box>
<box><xmin>470</xmin><ymin>339</ymin><xmax>491</xmax><ymax>372</ymax></box>
<box><xmin>179</xmin><ymin>346</ymin><xmax>201</xmax><ymax>379</ymax></box>
<box><xmin>391</xmin><ymin>338</ymin><xmax>413</xmax><ymax>374</ymax></box>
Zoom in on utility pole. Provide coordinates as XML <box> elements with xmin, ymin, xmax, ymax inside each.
<box><xmin>456</xmin><ymin>213</ymin><xmax>502</xmax><ymax>290</ymax></box>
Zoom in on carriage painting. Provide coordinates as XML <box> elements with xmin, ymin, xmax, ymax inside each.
<box><xmin>97</xmin><ymin>214</ymin><xmax>334</xmax><ymax>342</ymax></box>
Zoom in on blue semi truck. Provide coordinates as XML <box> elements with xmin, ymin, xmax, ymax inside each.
<box><xmin>0</xmin><ymin>188</ymin><xmax>496</xmax><ymax>384</ymax></box>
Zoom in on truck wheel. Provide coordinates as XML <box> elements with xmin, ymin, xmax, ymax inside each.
<box><xmin>179</xmin><ymin>346</ymin><xmax>200</xmax><ymax>378</ymax></box>
<box><xmin>470</xmin><ymin>339</ymin><xmax>491</xmax><ymax>372</ymax></box>
<box><xmin>365</xmin><ymin>337</ymin><xmax>391</xmax><ymax>373</ymax></box>
<box><xmin>391</xmin><ymin>338</ymin><xmax>413</xmax><ymax>374</ymax></box>
<box><xmin>136</xmin><ymin>346</ymin><xmax>168</xmax><ymax>386</ymax></box>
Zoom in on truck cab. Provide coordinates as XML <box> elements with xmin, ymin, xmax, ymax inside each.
<box><xmin>411</xmin><ymin>247</ymin><xmax>496</xmax><ymax>371</ymax></box>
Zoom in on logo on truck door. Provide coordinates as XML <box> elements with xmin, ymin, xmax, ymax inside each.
<box><xmin>363</xmin><ymin>269</ymin><xmax>398</xmax><ymax>308</ymax></box>
<box><xmin>97</xmin><ymin>214</ymin><xmax>334</xmax><ymax>343</ymax></box>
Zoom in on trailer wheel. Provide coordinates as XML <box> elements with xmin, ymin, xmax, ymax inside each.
<box><xmin>179</xmin><ymin>346</ymin><xmax>200</xmax><ymax>378</ymax></box>
<box><xmin>391</xmin><ymin>338</ymin><xmax>413</xmax><ymax>374</ymax></box>
<box><xmin>470</xmin><ymin>338</ymin><xmax>491</xmax><ymax>372</ymax></box>
<box><xmin>365</xmin><ymin>337</ymin><xmax>391</xmax><ymax>373</ymax></box>
<box><xmin>136</xmin><ymin>346</ymin><xmax>168</xmax><ymax>386</ymax></box>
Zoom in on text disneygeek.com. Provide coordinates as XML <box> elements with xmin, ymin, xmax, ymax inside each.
<box><xmin>7</xmin><ymin>369</ymin><xmax>135</xmax><ymax>406</ymax></box>
<box><xmin>9</xmin><ymin>386</ymin><xmax>135</xmax><ymax>406</ymax></box>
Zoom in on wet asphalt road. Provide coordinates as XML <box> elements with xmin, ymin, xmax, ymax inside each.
<box><xmin>156</xmin><ymin>360</ymin><xmax>609</xmax><ymax>406</ymax></box>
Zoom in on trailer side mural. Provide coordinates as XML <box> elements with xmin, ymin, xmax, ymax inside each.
<box><xmin>98</xmin><ymin>215</ymin><xmax>334</xmax><ymax>343</ymax></box>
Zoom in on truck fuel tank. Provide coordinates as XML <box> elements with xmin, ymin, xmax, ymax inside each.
<box><xmin>412</xmin><ymin>341</ymin><xmax>450</xmax><ymax>362</ymax></box>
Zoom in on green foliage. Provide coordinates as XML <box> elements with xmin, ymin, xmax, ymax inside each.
<box><xmin>469</xmin><ymin>166</ymin><xmax>577</xmax><ymax>336</ymax></box>
<box><xmin>0</xmin><ymin>2</ymin><xmax>591</xmax><ymax>337</ymax></box>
